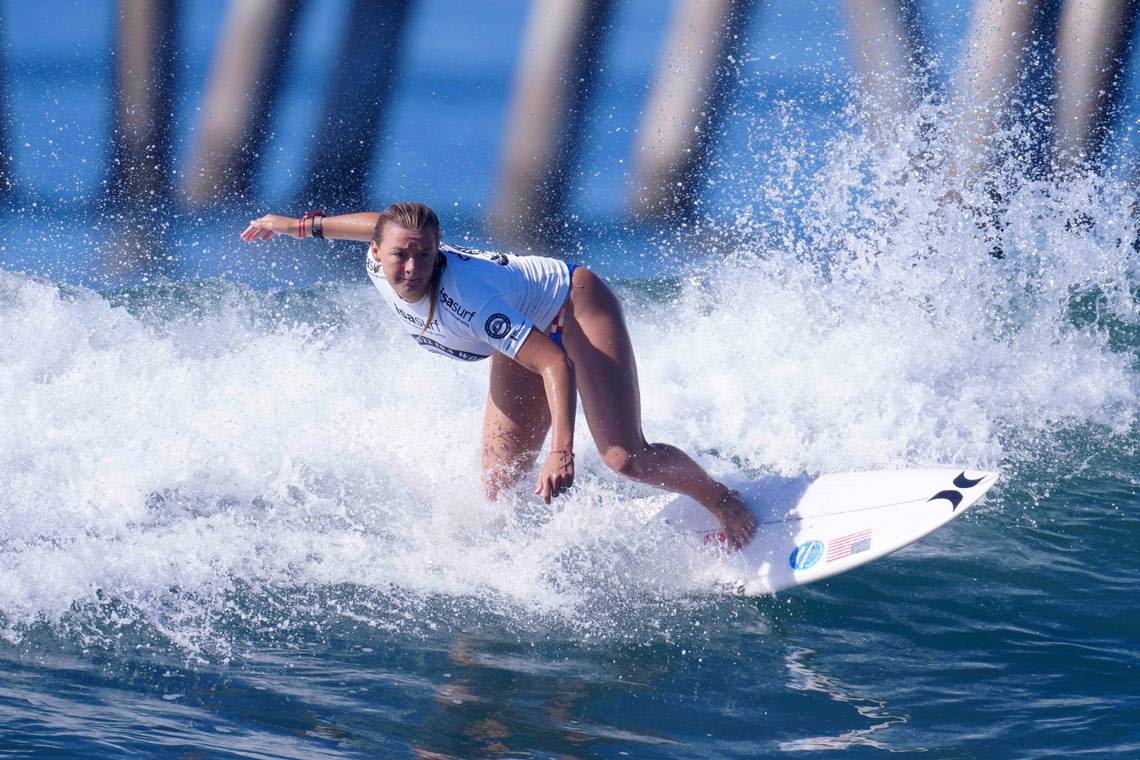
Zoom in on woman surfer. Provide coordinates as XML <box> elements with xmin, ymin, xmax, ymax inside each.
<box><xmin>241</xmin><ymin>202</ymin><xmax>757</xmax><ymax>550</ymax></box>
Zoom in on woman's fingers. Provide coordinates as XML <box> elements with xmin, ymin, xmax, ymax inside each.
<box><xmin>241</xmin><ymin>223</ymin><xmax>274</xmax><ymax>242</ymax></box>
<box><xmin>550</xmin><ymin>473</ymin><xmax>572</xmax><ymax>498</ymax></box>
<box><xmin>710</xmin><ymin>491</ymin><xmax>757</xmax><ymax>552</ymax></box>
<box><xmin>534</xmin><ymin>460</ymin><xmax>575</xmax><ymax>505</ymax></box>
<box><xmin>534</xmin><ymin>456</ymin><xmax>575</xmax><ymax>504</ymax></box>
<box><xmin>726</xmin><ymin>512</ymin><xmax>757</xmax><ymax>551</ymax></box>
<box><xmin>241</xmin><ymin>214</ymin><xmax>291</xmax><ymax>241</ymax></box>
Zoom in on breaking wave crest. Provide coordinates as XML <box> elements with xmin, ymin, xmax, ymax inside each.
<box><xmin>1</xmin><ymin>108</ymin><xmax>1137</xmax><ymax>652</ymax></box>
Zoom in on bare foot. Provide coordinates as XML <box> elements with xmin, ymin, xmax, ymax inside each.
<box><xmin>708</xmin><ymin>486</ymin><xmax>757</xmax><ymax>551</ymax></box>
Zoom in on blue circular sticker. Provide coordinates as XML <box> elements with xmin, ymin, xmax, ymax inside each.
<box><xmin>789</xmin><ymin>540</ymin><xmax>824</xmax><ymax>571</ymax></box>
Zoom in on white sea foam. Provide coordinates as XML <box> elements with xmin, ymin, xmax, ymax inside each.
<box><xmin>636</xmin><ymin>180</ymin><xmax>1139</xmax><ymax>476</ymax></box>
<box><xmin>0</xmin><ymin>272</ymin><xmax>686</xmax><ymax>641</ymax></box>
<box><xmin>1</xmin><ymin>125</ymin><xmax>1138</xmax><ymax>648</ymax></box>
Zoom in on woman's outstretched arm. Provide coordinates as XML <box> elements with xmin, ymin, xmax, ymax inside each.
<box><xmin>241</xmin><ymin>212</ymin><xmax>381</xmax><ymax>243</ymax></box>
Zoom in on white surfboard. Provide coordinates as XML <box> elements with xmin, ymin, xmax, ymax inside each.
<box><xmin>651</xmin><ymin>468</ymin><xmax>999</xmax><ymax>596</ymax></box>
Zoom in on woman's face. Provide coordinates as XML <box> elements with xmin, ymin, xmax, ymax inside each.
<box><xmin>371</xmin><ymin>223</ymin><xmax>440</xmax><ymax>302</ymax></box>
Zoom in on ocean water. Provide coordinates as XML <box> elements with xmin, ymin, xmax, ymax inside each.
<box><xmin>3</xmin><ymin>1</ymin><xmax>1140</xmax><ymax>758</ymax></box>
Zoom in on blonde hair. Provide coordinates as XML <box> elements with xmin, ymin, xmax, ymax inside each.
<box><xmin>373</xmin><ymin>202</ymin><xmax>444</xmax><ymax>336</ymax></box>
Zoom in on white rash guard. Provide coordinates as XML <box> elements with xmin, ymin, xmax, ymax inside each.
<box><xmin>365</xmin><ymin>242</ymin><xmax>572</xmax><ymax>361</ymax></box>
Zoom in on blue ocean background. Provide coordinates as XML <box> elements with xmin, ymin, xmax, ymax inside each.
<box><xmin>2</xmin><ymin>0</ymin><xmax>1139</xmax><ymax>757</ymax></box>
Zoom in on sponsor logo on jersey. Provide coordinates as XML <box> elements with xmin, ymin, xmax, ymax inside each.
<box><xmin>439</xmin><ymin>288</ymin><xmax>475</xmax><ymax>322</ymax></box>
<box><xmin>485</xmin><ymin>313</ymin><xmax>512</xmax><ymax>339</ymax></box>
<box><xmin>393</xmin><ymin>304</ymin><xmax>440</xmax><ymax>333</ymax></box>
<box><xmin>505</xmin><ymin>324</ymin><xmax>527</xmax><ymax>349</ymax></box>
<box><xmin>365</xmin><ymin>253</ymin><xmax>382</xmax><ymax>276</ymax></box>
<box><xmin>789</xmin><ymin>540</ymin><xmax>824</xmax><ymax>571</ymax></box>
<box><xmin>448</xmin><ymin>243</ymin><xmax>509</xmax><ymax>266</ymax></box>
<box><xmin>413</xmin><ymin>335</ymin><xmax>489</xmax><ymax>361</ymax></box>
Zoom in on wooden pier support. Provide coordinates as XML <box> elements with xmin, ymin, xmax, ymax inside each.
<box><xmin>627</xmin><ymin>0</ymin><xmax>757</xmax><ymax>221</ymax></box>
<box><xmin>0</xmin><ymin>2</ymin><xmax>12</xmax><ymax>198</ymax></box>
<box><xmin>949</xmin><ymin>0</ymin><xmax>1042</xmax><ymax>180</ymax></box>
<box><xmin>300</xmin><ymin>0</ymin><xmax>413</xmax><ymax>209</ymax></box>
<box><xmin>101</xmin><ymin>0</ymin><xmax>178</xmax><ymax>275</ymax></box>
<box><xmin>1053</xmin><ymin>0</ymin><xmax>1139</xmax><ymax>169</ymax></box>
<box><xmin>843</xmin><ymin>0</ymin><xmax>926</xmax><ymax>132</ymax></box>
<box><xmin>109</xmin><ymin>0</ymin><xmax>177</xmax><ymax>206</ymax></box>
<box><xmin>490</xmin><ymin>0</ymin><xmax>614</xmax><ymax>245</ymax></box>
<box><xmin>184</xmin><ymin>0</ymin><xmax>300</xmax><ymax>207</ymax></box>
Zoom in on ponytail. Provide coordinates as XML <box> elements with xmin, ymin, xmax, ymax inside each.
<box><xmin>420</xmin><ymin>253</ymin><xmax>446</xmax><ymax>337</ymax></box>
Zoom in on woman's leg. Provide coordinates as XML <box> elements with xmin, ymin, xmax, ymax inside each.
<box><xmin>481</xmin><ymin>351</ymin><xmax>552</xmax><ymax>500</ymax></box>
<box><xmin>561</xmin><ymin>269</ymin><xmax>757</xmax><ymax>548</ymax></box>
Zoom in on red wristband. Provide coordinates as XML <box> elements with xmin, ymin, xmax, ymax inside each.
<box><xmin>299</xmin><ymin>210</ymin><xmax>325</xmax><ymax>240</ymax></box>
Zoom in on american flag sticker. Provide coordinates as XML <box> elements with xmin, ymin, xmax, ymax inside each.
<box><xmin>826</xmin><ymin>529</ymin><xmax>872</xmax><ymax>563</ymax></box>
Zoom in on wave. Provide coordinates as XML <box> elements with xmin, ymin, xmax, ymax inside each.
<box><xmin>1</xmin><ymin>112</ymin><xmax>1137</xmax><ymax>651</ymax></box>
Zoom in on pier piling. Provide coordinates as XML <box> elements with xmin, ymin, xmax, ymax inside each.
<box><xmin>843</xmin><ymin>0</ymin><xmax>926</xmax><ymax>133</ymax></box>
<box><xmin>490</xmin><ymin>0</ymin><xmax>614</xmax><ymax>247</ymax></box>
<box><xmin>627</xmin><ymin>0</ymin><xmax>756</xmax><ymax>222</ymax></box>
<box><xmin>102</xmin><ymin>0</ymin><xmax>178</xmax><ymax>274</ymax></box>
<box><xmin>184</xmin><ymin>0</ymin><xmax>300</xmax><ymax>207</ymax></box>
<box><xmin>109</xmin><ymin>0</ymin><xmax>177</xmax><ymax>206</ymax></box>
<box><xmin>299</xmin><ymin>0</ymin><xmax>413</xmax><ymax>210</ymax></box>
<box><xmin>0</xmin><ymin>3</ymin><xmax>12</xmax><ymax>199</ymax></box>
<box><xmin>949</xmin><ymin>0</ymin><xmax>1043</xmax><ymax>180</ymax></box>
<box><xmin>1053</xmin><ymin>0</ymin><xmax>1138</xmax><ymax>170</ymax></box>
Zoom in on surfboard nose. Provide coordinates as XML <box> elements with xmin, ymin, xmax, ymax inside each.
<box><xmin>652</xmin><ymin>467</ymin><xmax>1003</xmax><ymax>596</ymax></box>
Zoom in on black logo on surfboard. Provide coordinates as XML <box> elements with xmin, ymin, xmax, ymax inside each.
<box><xmin>927</xmin><ymin>472</ymin><xmax>990</xmax><ymax>512</ymax></box>
<box><xmin>928</xmin><ymin>490</ymin><xmax>964</xmax><ymax>511</ymax></box>
<box><xmin>953</xmin><ymin>472</ymin><xmax>984</xmax><ymax>489</ymax></box>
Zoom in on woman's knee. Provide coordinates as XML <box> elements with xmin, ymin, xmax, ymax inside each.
<box><xmin>601</xmin><ymin>445</ymin><xmax>644</xmax><ymax>479</ymax></box>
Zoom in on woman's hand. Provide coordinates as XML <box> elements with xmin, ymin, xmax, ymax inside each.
<box><xmin>710</xmin><ymin>490</ymin><xmax>757</xmax><ymax>552</ymax></box>
<box><xmin>535</xmin><ymin>449</ymin><xmax>575</xmax><ymax>505</ymax></box>
<box><xmin>241</xmin><ymin>213</ymin><xmax>299</xmax><ymax>242</ymax></box>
